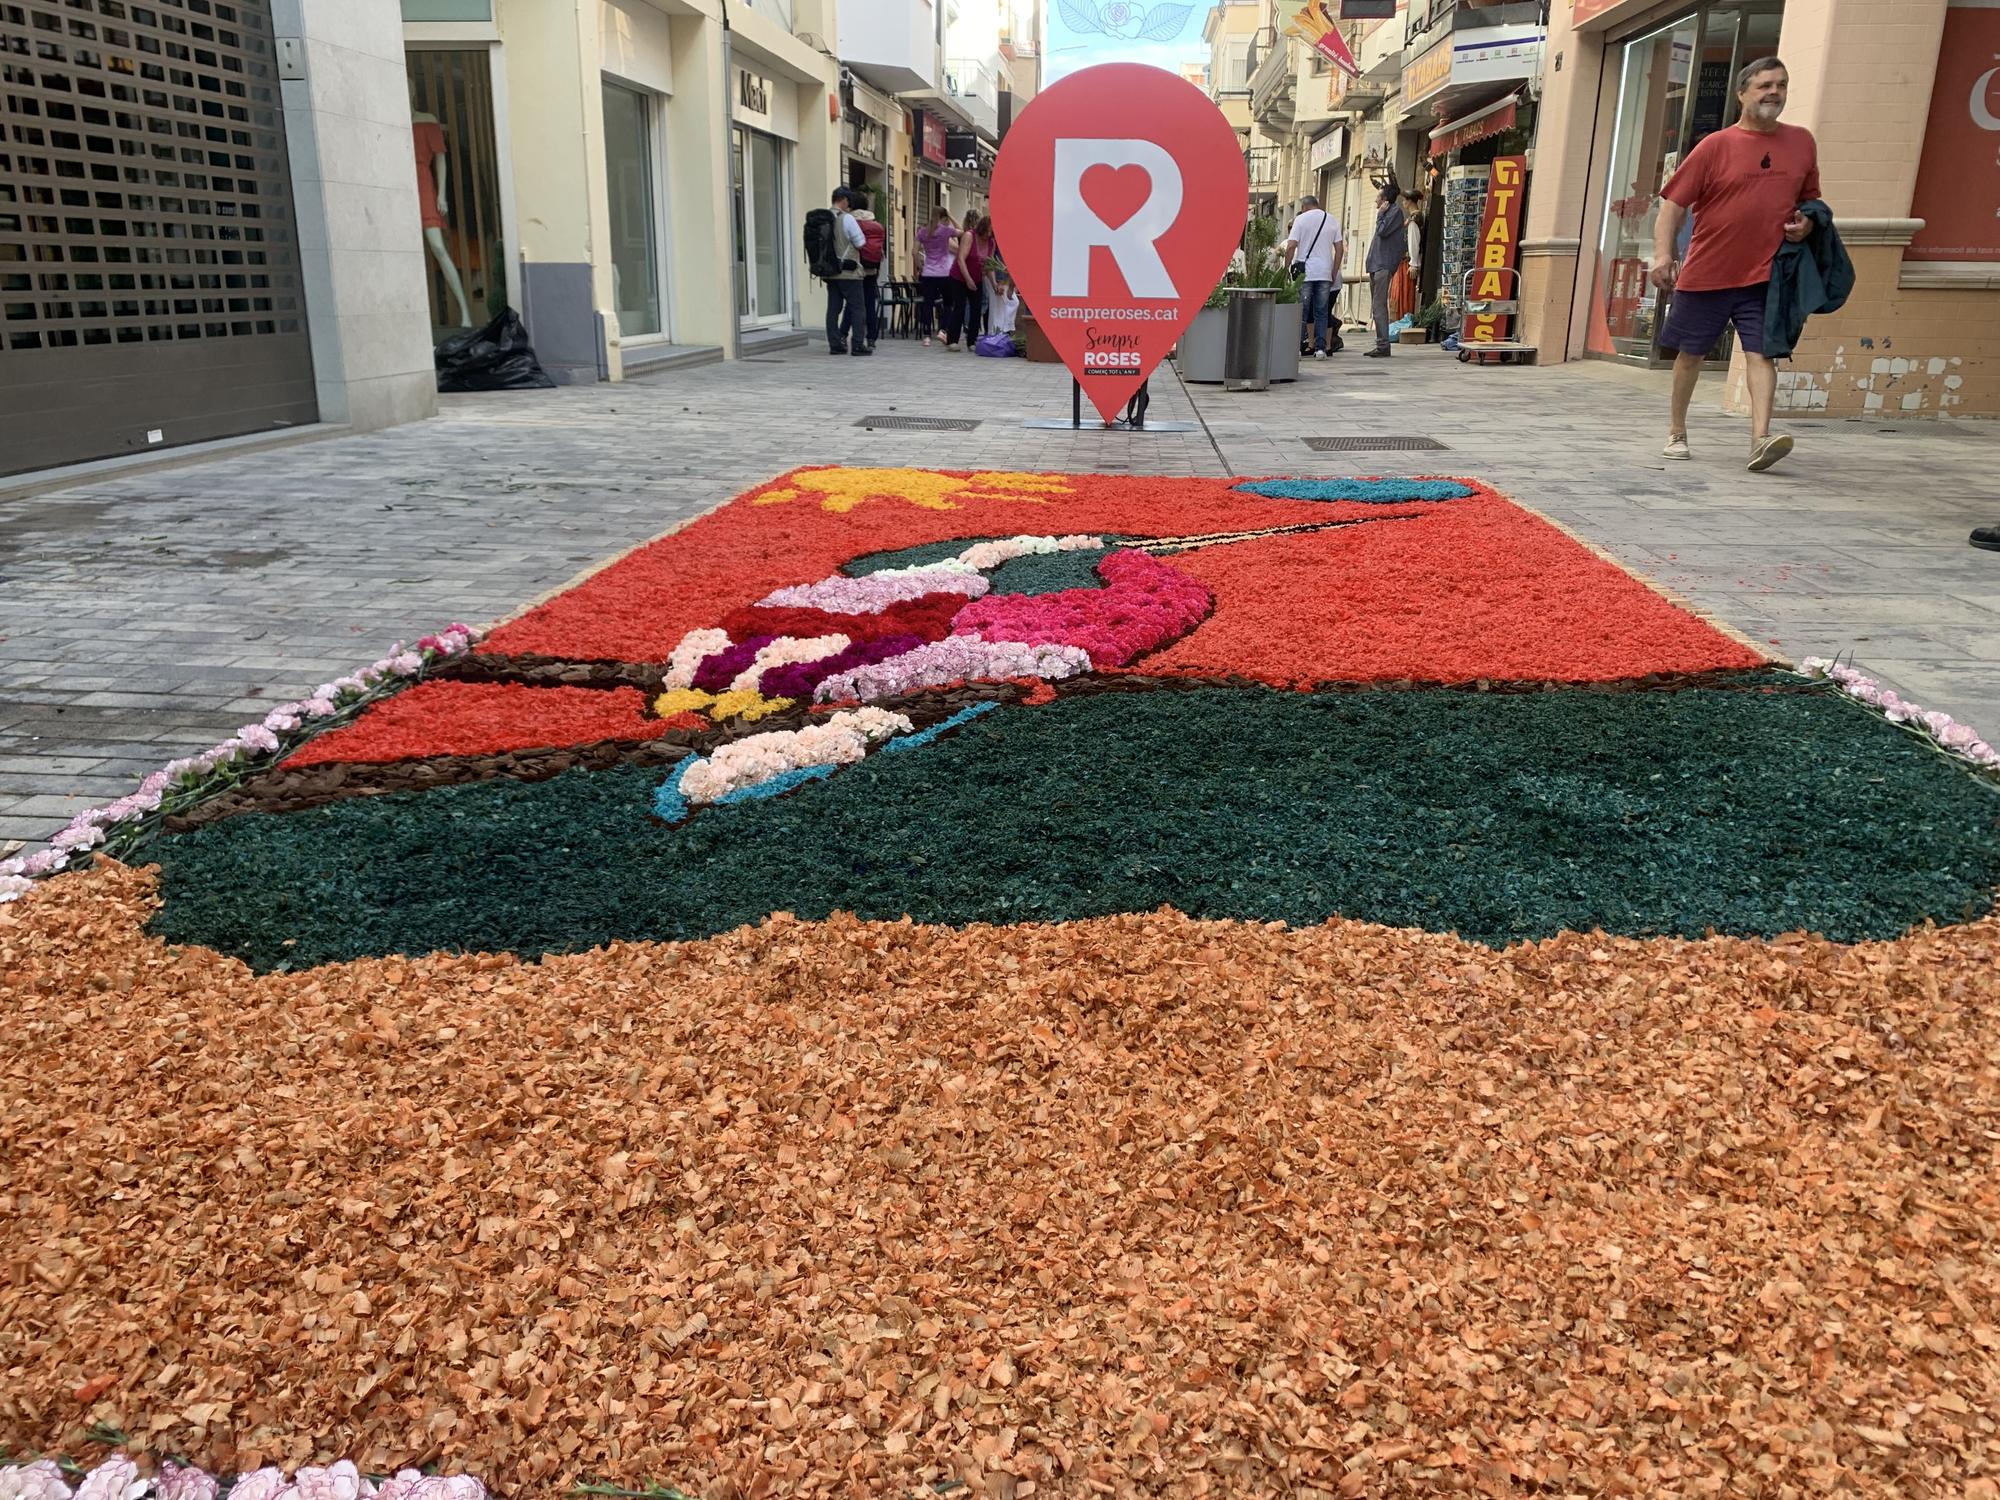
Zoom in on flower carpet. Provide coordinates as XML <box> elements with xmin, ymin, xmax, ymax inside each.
<box><xmin>3</xmin><ymin>468</ymin><xmax>1999</xmax><ymax>1499</ymax></box>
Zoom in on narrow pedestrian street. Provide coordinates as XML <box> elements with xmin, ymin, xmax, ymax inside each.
<box><xmin>2</xmin><ymin>343</ymin><xmax>1993</xmax><ymax>851</ymax></box>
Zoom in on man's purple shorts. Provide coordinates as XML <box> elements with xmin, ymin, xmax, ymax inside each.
<box><xmin>1659</xmin><ymin>281</ymin><xmax>1770</xmax><ymax>357</ymax></box>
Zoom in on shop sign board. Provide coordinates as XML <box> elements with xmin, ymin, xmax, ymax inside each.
<box><xmin>1463</xmin><ymin>154</ymin><xmax>1526</xmax><ymax>343</ymax></box>
<box><xmin>1906</xmin><ymin>0</ymin><xmax>2000</xmax><ymax>263</ymax></box>
<box><xmin>1452</xmin><ymin>27</ymin><xmax>1545</xmax><ymax>89</ymax></box>
<box><xmin>1405</xmin><ymin>26</ymin><xmax>1544</xmax><ymax>105</ymax></box>
<box><xmin>1339</xmin><ymin>0</ymin><xmax>1395</xmax><ymax>16</ymax></box>
<box><xmin>991</xmin><ymin>63</ymin><xmax>1248</xmax><ymax>424</ymax></box>
<box><xmin>919</xmin><ymin>110</ymin><xmax>949</xmax><ymax>166</ymax></box>
<box><xmin>945</xmin><ymin>130</ymin><xmax>982</xmax><ymax>172</ymax></box>
<box><xmin>1402</xmin><ymin>36</ymin><xmax>1452</xmax><ymax>105</ymax></box>
<box><xmin>736</xmin><ymin>68</ymin><xmax>771</xmax><ymax>124</ymax></box>
<box><xmin>1309</xmin><ymin>126</ymin><xmax>1347</xmax><ymax>172</ymax></box>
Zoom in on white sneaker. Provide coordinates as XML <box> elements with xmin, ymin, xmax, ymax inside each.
<box><xmin>1313</xmin><ymin>349</ymin><xmax>1328</xmax><ymax>360</ymax></box>
<box><xmin>1748</xmin><ymin>434</ymin><xmax>1794</xmax><ymax>472</ymax></box>
<box><xmin>1663</xmin><ymin>434</ymin><xmax>1692</xmax><ymax>460</ymax></box>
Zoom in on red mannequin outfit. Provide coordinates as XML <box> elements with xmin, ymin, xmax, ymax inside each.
<box><xmin>414</xmin><ymin>120</ymin><xmax>448</xmax><ymax>231</ymax></box>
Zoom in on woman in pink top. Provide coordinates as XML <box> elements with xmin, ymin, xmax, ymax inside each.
<box><xmin>915</xmin><ymin>206</ymin><xmax>960</xmax><ymax>348</ymax></box>
<box><xmin>954</xmin><ymin>215</ymin><xmax>997</xmax><ymax>344</ymax></box>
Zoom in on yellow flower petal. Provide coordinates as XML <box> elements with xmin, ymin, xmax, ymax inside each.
<box><xmin>750</xmin><ymin>468</ymin><xmax>1072</xmax><ymax>513</ymax></box>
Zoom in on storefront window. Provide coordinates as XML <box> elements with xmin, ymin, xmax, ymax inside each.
<box><xmin>602</xmin><ymin>82</ymin><xmax>663</xmax><ymax>341</ymax></box>
<box><xmin>1586</xmin><ymin>3</ymin><xmax>1783</xmax><ymax>363</ymax></box>
<box><xmin>401</xmin><ymin>1</ymin><xmax>493</xmax><ymax>20</ymax></box>
<box><xmin>406</xmin><ymin>50</ymin><xmax>508</xmax><ymax>339</ymax></box>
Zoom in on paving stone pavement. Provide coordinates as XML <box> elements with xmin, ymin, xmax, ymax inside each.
<box><xmin>2</xmin><ymin>338</ymin><xmax>1995</xmax><ymax>853</ymax></box>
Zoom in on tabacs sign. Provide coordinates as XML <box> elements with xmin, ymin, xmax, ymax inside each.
<box><xmin>1463</xmin><ymin>155</ymin><xmax>1526</xmax><ymax>343</ymax></box>
<box><xmin>990</xmin><ymin>63</ymin><xmax>1248</xmax><ymax>423</ymax></box>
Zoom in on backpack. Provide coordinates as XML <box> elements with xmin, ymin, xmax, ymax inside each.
<box><xmin>857</xmin><ymin>217</ymin><xmax>886</xmax><ymax>269</ymax></box>
<box><xmin>802</xmin><ymin>208</ymin><xmax>844</xmax><ymax>282</ymax></box>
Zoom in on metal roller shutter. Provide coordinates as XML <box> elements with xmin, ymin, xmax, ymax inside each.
<box><xmin>0</xmin><ymin>0</ymin><xmax>318</xmax><ymax>474</ymax></box>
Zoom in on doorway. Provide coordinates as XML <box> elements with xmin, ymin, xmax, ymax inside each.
<box><xmin>732</xmin><ymin>125</ymin><xmax>791</xmax><ymax>327</ymax></box>
<box><xmin>602</xmin><ymin>80</ymin><xmax>665</xmax><ymax>343</ymax></box>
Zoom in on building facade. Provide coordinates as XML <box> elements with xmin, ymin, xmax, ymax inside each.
<box><xmin>838</xmin><ymin>0</ymin><xmax>1032</xmax><ymax>279</ymax></box>
<box><xmin>403</xmin><ymin>0</ymin><xmax>841</xmax><ymax>382</ymax></box>
<box><xmin>1520</xmin><ymin>0</ymin><xmax>1999</xmax><ymax>419</ymax></box>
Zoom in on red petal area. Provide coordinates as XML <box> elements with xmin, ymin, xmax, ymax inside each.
<box><xmin>283</xmin><ymin>682</ymin><xmax>681</xmax><ymax>768</ymax></box>
<box><xmin>719</xmin><ymin>593</ymin><xmax>966</xmax><ymax>646</ymax></box>
<box><xmin>479</xmin><ymin>470</ymin><xmax>1765</xmax><ymax>684</ymax></box>
<box><xmin>1131</xmin><ymin>510</ymin><xmax>1764</xmax><ymax>687</ymax></box>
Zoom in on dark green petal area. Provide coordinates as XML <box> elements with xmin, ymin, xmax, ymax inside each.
<box><xmin>842</xmin><ymin>537</ymin><xmax>1134</xmax><ymax>595</ymax></box>
<box><xmin>985</xmin><ymin>547</ymin><xmax>1117</xmax><ymax>595</ymax></box>
<box><xmin>149</xmin><ymin>687</ymin><xmax>2000</xmax><ymax>971</ymax></box>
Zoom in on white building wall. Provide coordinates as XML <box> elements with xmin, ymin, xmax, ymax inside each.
<box><xmin>272</xmin><ymin>0</ymin><xmax>439</xmax><ymax>432</ymax></box>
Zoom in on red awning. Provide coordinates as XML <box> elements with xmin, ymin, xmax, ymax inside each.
<box><xmin>1429</xmin><ymin>97</ymin><xmax>1517</xmax><ymax>158</ymax></box>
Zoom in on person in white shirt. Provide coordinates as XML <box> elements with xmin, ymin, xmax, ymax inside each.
<box><xmin>1279</xmin><ymin>195</ymin><xmax>1345</xmax><ymax>358</ymax></box>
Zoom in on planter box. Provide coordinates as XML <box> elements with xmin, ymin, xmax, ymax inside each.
<box><xmin>1176</xmin><ymin>303</ymin><xmax>1301</xmax><ymax>384</ymax></box>
<box><xmin>1019</xmin><ymin>314</ymin><xmax>1061</xmax><ymax>364</ymax></box>
<box><xmin>1268</xmin><ymin>307</ymin><xmax>1301</xmax><ymax>382</ymax></box>
<box><xmin>1176</xmin><ymin>306</ymin><xmax>1228</xmax><ymax>382</ymax></box>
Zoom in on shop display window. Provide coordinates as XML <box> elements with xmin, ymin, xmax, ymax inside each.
<box><xmin>406</xmin><ymin>50</ymin><xmax>509</xmax><ymax>340</ymax></box>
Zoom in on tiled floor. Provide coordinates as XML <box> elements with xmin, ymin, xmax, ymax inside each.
<box><xmin>2</xmin><ymin>337</ymin><xmax>1994</xmax><ymax>851</ymax></box>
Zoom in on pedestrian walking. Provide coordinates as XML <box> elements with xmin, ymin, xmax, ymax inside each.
<box><xmin>916</xmin><ymin>206</ymin><xmax>960</xmax><ymax>348</ymax></box>
<box><xmin>1362</xmin><ymin>185</ymin><xmax>1407</xmax><ymax>359</ymax></box>
<box><xmin>813</xmin><ymin>186</ymin><xmax>869</xmax><ymax>357</ymax></box>
<box><xmin>1279</xmin><ymin>194</ymin><xmax>1344</xmax><ymax>359</ymax></box>
<box><xmin>851</xmin><ymin>194</ymin><xmax>887</xmax><ymax>353</ymax></box>
<box><xmin>1652</xmin><ymin>57</ymin><xmax>1821</xmax><ymax>472</ymax></box>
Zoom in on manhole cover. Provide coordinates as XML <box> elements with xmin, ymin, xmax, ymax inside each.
<box><xmin>855</xmin><ymin>415</ymin><xmax>983</xmax><ymax>432</ymax></box>
<box><xmin>1302</xmin><ymin>436</ymin><xmax>1449</xmax><ymax>452</ymax></box>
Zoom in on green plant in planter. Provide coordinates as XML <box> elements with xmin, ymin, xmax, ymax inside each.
<box><xmin>1415</xmin><ymin>296</ymin><xmax>1445</xmax><ymax>330</ymax></box>
<box><xmin>1203</xmin><ymin>213</ymin><xmax>1301</xmax><ymax>307</ymax></box>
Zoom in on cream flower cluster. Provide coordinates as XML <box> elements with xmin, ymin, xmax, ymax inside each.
<box><xmin>676</xmin><ymin>707</ymin><xmax>913</xmax><ymax>804</ymax></box>
<box><xmin>813</xmin><ymin>638</ymin><xmax>1093</xmax><ymax>703</ymax></box>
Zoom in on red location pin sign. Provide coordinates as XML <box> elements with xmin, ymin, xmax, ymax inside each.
<box><xmin>992</xmin><ymin>63</ymin><xmax>1250</xmax><ymax>425</ymax></box>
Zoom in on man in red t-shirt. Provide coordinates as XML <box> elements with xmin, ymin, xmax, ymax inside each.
<box><xmin>1651</xmin><ymin>58</ymin><xmax>1821</xmax><ymax>472</ymax></box>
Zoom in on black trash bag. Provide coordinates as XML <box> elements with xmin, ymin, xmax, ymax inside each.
<box><xmin>435</xmin><ymin>309</ymin><xmax>557</xmax><ymax>393</ymax></box>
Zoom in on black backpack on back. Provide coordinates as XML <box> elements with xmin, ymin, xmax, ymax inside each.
<box><xmin>802</xmin><ymin>208</ymin><xmax>845</xmax><ymax>282</ymax></box>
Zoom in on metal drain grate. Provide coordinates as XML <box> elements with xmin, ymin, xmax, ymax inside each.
<box><xmin>1302</xmin><ymin>436</ymin><xmax>1450</xmax><ymax>452</ymax></box>
<box><xmin>855</xmin><ymin>415</ymin><xmax>983</xmax><ymax>432</ymax></box>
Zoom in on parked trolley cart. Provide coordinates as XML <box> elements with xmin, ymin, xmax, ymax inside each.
<box><xmin>1455</xmin><ymin>266</ymin><xmax>1537</xmax><ymax>366</ymax></box>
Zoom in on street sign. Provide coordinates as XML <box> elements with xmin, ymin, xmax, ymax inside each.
<box><xmin>990</xmin><ymin>63</ymin><xmax>1248</xmax><ymax>424</ymax></box>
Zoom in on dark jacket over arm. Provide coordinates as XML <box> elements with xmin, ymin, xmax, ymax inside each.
<box><xmin>1764</xmin><ymin>199</ymin><xmax>1854</xmax><ymax>360</ymax></box>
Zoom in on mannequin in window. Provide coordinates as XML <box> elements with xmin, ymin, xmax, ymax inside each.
<box><xmin>412</xmin><ymin>99</ymin><xmax>474</xmax><ymax>327</ymax></box>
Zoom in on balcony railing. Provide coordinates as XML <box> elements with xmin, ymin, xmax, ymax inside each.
<box><xmin>1405</xmin><ymin>0</ymin><xmax>1455</xmax><ymax>45</ymax></box>
<box><xmin>1249</xmin><ymin>29</ymin><xmax>1297</xmax><ymax>124</ymax></box>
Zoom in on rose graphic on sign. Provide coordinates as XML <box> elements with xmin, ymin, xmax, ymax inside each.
<box><xmin>992</xmin><ymin>64</ymin><xmax>1249</xmax><ymax>423</ymax></box>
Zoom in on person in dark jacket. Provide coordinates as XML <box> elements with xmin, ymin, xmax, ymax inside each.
<box><xmin>1362</xmin><ymin>186</ymin><xmax>1407</xmax><ymax>358</ymax></box>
